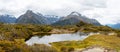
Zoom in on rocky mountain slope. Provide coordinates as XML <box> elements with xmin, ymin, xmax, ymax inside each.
<box><xmin>16</xmin><ymin>10</ymin><xmax>48</xmax><ymax>24</ymax></box>
<box><xmin>52</xmin><ymin>12</ymin><xmax>101</xmax><ymax>26</ymax></box>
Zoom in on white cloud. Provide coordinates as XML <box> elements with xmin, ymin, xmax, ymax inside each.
<box><xmin>0</xmin><ymin>0</ymin><xmax>120</xmax><ymax>25</ymax></box>
<box><xmin>81</xmin><ymin>0</ymin><xmax>107</xmax><ymax>8</ymax></box>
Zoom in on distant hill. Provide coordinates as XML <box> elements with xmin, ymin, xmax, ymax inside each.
<box><xmin>0</xmin><ymin>15</ymin><xmax>16</xmax><ymax>23</ymax></box>
<box><xmin>16</xmin><ymin>10</ymin><xmax>48</xmax><ymax>24</ymax></box>
<box><xmin>108</xmin><ymin>23</ymin><xmax>120</xmax><ymax>29</ymax></box>
<box><xmin>52</xmin><ymin>12</ymin><xmax>101</xmax><ymax>26</ymax></box>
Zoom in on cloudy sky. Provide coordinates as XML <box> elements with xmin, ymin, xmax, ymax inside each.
<box><xmin>0</xmin><ymin>0</ymin><xmax>120</xmax><ymax>25</ymax></box>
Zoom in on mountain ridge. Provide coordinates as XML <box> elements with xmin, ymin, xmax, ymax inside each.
<box><xmin>0</xmin><ymin>15</ymin><xmax>16</xmax><ymax>23</ymax></box>
<box><xmin>52</xmin><ymin>12</ymin><xmax>101</xmax><ymax>26</ymax></box>
<box><xmin>0</xmin><ymin>10</ymin><xmax>101</xmax><ymax>26</ymax></box>
<box><xmin>16</xmin><ymin>10</ymin><xmax>48</xmax><ymax>24</ymax></box>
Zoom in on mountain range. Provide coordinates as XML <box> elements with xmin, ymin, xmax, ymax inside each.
<box><xmin>16</xmin><ymin>10</ymin><xmax>60</xmax><ymax>25</ymax></box>
<box><xmin>0</xmin><ymin>15</ymin><xmax>16</xmax><ymax>23</ymax></box>
<box><xmin>107</xmin><ymin>24</ymin><xmax>120</xmax><ymax>29</ymax></box>
<box><xmin>0</xmin><ymin>10</ymin><xmax>101</xmax><ymax>26</ymax></box>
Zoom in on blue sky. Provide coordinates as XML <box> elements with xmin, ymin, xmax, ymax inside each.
<box><xmin>0</xmin><ymin>0</ymin><xmax>120</xmax><ymax>25</ymax></box>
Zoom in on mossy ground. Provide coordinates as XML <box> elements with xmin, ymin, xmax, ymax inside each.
<box><xmin>51</xmin><ymin>35</ymin><xmax>120</xmax><ymax>51</ymax></box>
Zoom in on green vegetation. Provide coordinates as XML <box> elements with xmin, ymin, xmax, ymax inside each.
<box><xmin>0</xmin><ymin>24</ymin><xmax>57</xmax><ymax>52</ymax></box>
<box><xmin>75</xmin><ymin>21</ymin><xmax>120</xmax><ymax>38</ymax></box>
<box><xmin>0</xmin><ymin>39</ymin><xmax>31</xmax><ymax>52</ymax></box>
<box><xmin>81</xmin><ymin>35</ymin><xmax>120</xmax><ymax>50</ymax></box>
<box><xmin>76</xmin><ymin>21</ymin><xmax>114</xmax><ymax>32</ymax></box>
<box><xmin>50</xmin><ymin>21</ymin><xmax>120</xmax><ymax>52</ymax></box>
<box><xmin>30</xmin><ymin>44</ymin><xmax>58</xmax><ymax>52</ymax></box>
<box><xmin>0</xmin><ymin>24</ymin><xmax>53</xmax><ymax>40</ymax></box>
<box><xmin>51</xmin><ymin>35</ymin><xmax>120</xmax><ymax>51</ymax></box>
<box><xmin>0</xmin><ymin>39</ymin><xmax>58</xmax><ymax>52</ymax></box>
<box><xmin>51</xmin><ymin>41</ymin><xmax>80</xmax><ymax>52</ymax></box>
<box><xmin>0</xmin><ymin>22</ymin><xmax>120</xmax><ymax>52</ymax></box>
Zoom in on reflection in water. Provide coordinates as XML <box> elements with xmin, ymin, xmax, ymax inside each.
<box><xmin>26</xmin><ymin>32</ymin><xmax>88</xmax><ymax>45</ymax></box>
